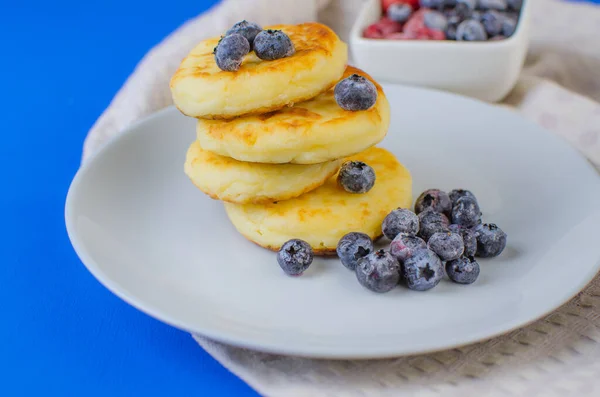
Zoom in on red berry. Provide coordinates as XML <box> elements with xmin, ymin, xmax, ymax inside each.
<box><xmin>403</xmin><ymin>9</ymin><xmax>427</xmax><ymax>35</ymax></box>
<box><xmin>378</xmin><ymin>17</ymin><xmax>403</xmax><ymax>35</ymax></box>
<box><xmin>363</xmin><ymin>23</ymin><xmax>385</xmax><ymax>39</ymax></box>
<box><xmin>363</xmin><ymin>17</ymin><xmax>402</xmax><ymax>39</ymax></box>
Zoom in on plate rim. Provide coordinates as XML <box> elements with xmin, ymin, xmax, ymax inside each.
<box><xmin>65</xmin><ymin>85</ymin><xmax>600</xmax><ymax>359</ymax></box>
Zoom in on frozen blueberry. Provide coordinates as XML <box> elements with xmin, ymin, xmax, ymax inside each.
<box><xmin>456</xmin><ymin>19</ymin><xmax>488</xmax><ymax>41</ymax></box>
<box><xmin>253</xmin><ymin>29</ymin><xmax>295</xmax><ymax>61</ymax></box>
<box><xmin>478</xmin><ymin>0</ymin><xmax>508</xmax><ymax>10</ymax></box>
<box><xmin>424</xmin><ymin>11</ymin><xmax>448</xmax><ymax>31</ymax></box>
<box><xmin>481</xmin><ymin>10</ymin><xmax>504</xmax><ymax>36</ymax></box>
<box><xmin>449</xmin><ymin>189</ymin><xmax>478</xmax><ymax>206</ymax></box>
<box><xmin>445</xmin><ymin>2</ymin><xmax>472</xmax><ymax>26</ymax></box>
<box><xmin>446</xmin><ymin>256</ymin><xmax>480</xmax><ymax>284</ymax></box>
<box><xmin>214</xmin><ymin>33</ymin><xmax>250</xmax><ymax>72</ymax></box>
<box><xmin>452</xmin><ymin>196</ymin><xmax>481</xmax><ymax>227</ymax></box>
<box><xmin>225</xmin><ymin>20</ymin><xmax>262</xmax><ymax>49</ymax></box>
<box><xmin>277</xmin><ymin>239</ymin><xmax>314</xmax><ymax>276</ymax></box>
<box><xmin>419</xmin><ymin>0</ymin><xmax>445</xmax><ymax>9</ymax></box>
<box><xmin>418</xmin><ymin>210</ymin><xmax>450</xmax><ymax>241</ymax></box>
<box><xmin>414</xmin><ymin>189</ymin><xmax>452</xmax><ymax>215</ymax></box>
<box><xmin>382</xmin><ymin>208</ymin><xmax>419</xmax><ymax>240</ymax></box>
<box><xmin>445</xmin><ymin>24</ymin><xmax>458</xmax><ymax>40</ymax></box>
<box><xmin>390</xmin><ymin>233</ymin><xmax>427</xmax><ymax>263</ymax></box>
<box><xmin>449</xmin><ymin>224</ymin><xmax>477</xmax><ymax>257</ymax></box>
<box><xmin>337</xmin><ymin>161</ymin><xmax>376</xmax><ymax>194</ymax></box>
<box><xmin>387</xmin><ymin>3</ymin><xmax>413</xmax><ymax>23</ymax></box>
<box><xmin>507</xmin><ymin>0</ymin><xmax>522</xmax><ymax>10</ymax></box>
<box><xmin>334</xmin><ymin>74</ymin><xmax>378</xmax><ymax>111</ymax></box>
<box><xmin>356</xmin><ymin>250</ymin><xmax>400</xmax><ymax>293</ymax></box>
<box><xmin>457</xmin><ymin>0</ymin><xmax>477</xmax><ymax>10</ymax></box>
<box><xmin>502</xmin><ymin>16</ymin><xmax>517</xmax><ymax>37</ymax></box>
<box><xmin>474</xmin><ymin>223</ymin><xmax>507</xmax><ymax>258</ymax></box>
<box><xmin>337</xmin><ymin>232</ymin><xmax>374</xmax><ymax>271</ymax></box>
<box><xmin>402</xmin><ymin>249</ymin><xmax>444</xmax><ymax>291</ymax></box>
<box><xmin>427</xmin><ymin>231</ymin><xmax>464</xmax><ymax>261</ymax></box>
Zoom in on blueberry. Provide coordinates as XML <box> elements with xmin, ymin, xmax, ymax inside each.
<box><xmin>387</xmin><ymin>3</ymin><xmax>413</xmax><ymax>23</ymax></box>
<box><xmin>507</xmin><ymin>0</ymin><xmax>522</xmax><ymax>10</ymax></box>
<box><xmin>446</xmin><ymin>256</ymin><xmax>480</xmax><ymax>284</ymax></box>
<box><xmin>481</xmin><ymin>11</ymin><xmax>504</xmax><ymax>36</ymax></box>
<box><xmin>478</xmin><ymin>0</ymin><xmax>508</xmax><ymax>10</ymax></box>
<box><xmin>449</xmin><ymin>189</ymin><xmax>478</xmax><ymax>206</ymax></box>
<box><xmin>449</xmin><ymin>224</ymin><xmax>477</xmax><ymax>257</ymax></box>
<box><xmin>418</xmin><ymin>210</ymin><xmax>450</xmax><ymax>241</ymax></box>
<box><xmin>337</xmin><ymin>161</ymin><xmax>376</xmax><ymax>194</ymax></box>
<box><xmin>225</xmin><ymin>20</ymin><xmax>262</xmax><ymax>49</ymax></box>
<box><xmin>390</xmin><ymin>233</ymin><xmax>427</xmax><ymax>262</ymax></box>
<box><xmin>253</xmin><ymin>29</ymin><xmax>295</xmax><ymax>61</ymax></box>
<box><xmin>277</xmin><ymin>239</ymin><xmax>314</xmax><ymax>276</ymax></box>
<box><xmin>427</xmin><ymin>231</ymin><xmax>464</xmax><ymax>261</ymax></box>
<box><xmin>356</xmin><ymin>250</ymin><xmax>400</xmax><ymax>293</ymax></box>
<box><xmin>456</xmin><ymin>19</ymin><xmax>488</xmax><ymax>41</ymax></box>
<box><xmin>414</xmin><ymin>189</ymin><xmax>452</xmax><ymax>215</ymax></box>
<box><xmin>445</xmin><ymin>24</ymin><xmax>458</xmax><ymax>40</ymax></box>
<box><xmin>445</xmin><ymin>3</ymin><xmax>473</xmax><ymax>25</ymax></box>
<box><xmin>402</xmin><ymin>249</ymin><xmax>444</xmax><ymax>291</ymax></box>
<box><xmin>424</xmin><ymin>11</ymin><xmax>448</xmax><ymax>31</ymax></box>
<box><xmin>452</xmin><ymin>196</ymin><xmax>481</xmax><ymax>227</ymax></box>
<box><xmin>382</xmin><ymin>208</ymin><xmax>419</xmax><ymax>240</ymax></box>
<box><xmin>474</xmin><ymin>223</ymin><xmax>507</xmax><ymax>257</ymax></box>
<box><xmin>502</xmin><ymin>16</ymin><xmax>517</xmax><ymax>37</ymax></box>
<box><xmin>214</xmin><ymin>34</ymin><xmax>250</xmax><ymax>72</ymax></box>
<box><xmin>334</xmin><ymin>74</ymin><xmax>378</xmax><ymax>111</ymax></box>
<box><xmin>337</xmin><ymin>232</ymin><xmax>374</xmax><ymax>271</ymax></box>
<box><xmin>457</xmin><ymin>0</ymin><xmax>477</xmax><ymax>10</ymax></box>
<box><xmin>419</xmin><ymin>0</ymin><xmax>445</xmax><ymax>10</ymax></box>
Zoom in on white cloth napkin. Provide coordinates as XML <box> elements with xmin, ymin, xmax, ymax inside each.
<box><xmin>82</xmin><ymin>0</ymin><xmax>600</xmax><ymax>395</ymax></box>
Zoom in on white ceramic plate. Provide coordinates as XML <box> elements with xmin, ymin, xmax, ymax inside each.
<box><xmin>66</xmin><ymin>85</ymin><xmax>600</xmax><ymax>359</ymax></box>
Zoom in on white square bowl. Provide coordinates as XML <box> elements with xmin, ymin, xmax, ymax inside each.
<box><xmin>349</xmin><ymin>0</ymin><xmax>531</xmax><ymax>102</ymax></box>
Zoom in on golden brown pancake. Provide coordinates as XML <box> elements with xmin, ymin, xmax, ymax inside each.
<box><xmin>184</xmin><ymin>141</ymin><xmax>342</xmax><ymax>204</ymax></box>
<box><xmin>196</xmin><ymin>66</ymin><xmax>390</xmax><ymax>164</ymax></box>
<box><xmin>170</xmin><ymin>22</ymin><xmax>348</xmax><ymax>119</ymax></box>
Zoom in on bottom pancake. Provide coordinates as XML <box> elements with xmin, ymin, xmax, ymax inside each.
<box><xmin>224</xmin><ymin>147</ymin><xmax>413</xmax><ymax>255</ymax></box>
<box><xmin>184</xmin><ymin>141</ymin><xmax>342</xmax><ymax>204</ymax></box>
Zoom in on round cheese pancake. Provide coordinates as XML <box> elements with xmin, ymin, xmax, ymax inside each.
<box><xmin>184</xmin><ymin>141</ymin><xmax>342</xmax><ymax>204</ymax></box>
<box><xmin>196</xmin><ymin>66</ymin><xmax>390</xmax><ymax>164</ymax></box>
<box><xmin>224</xmin><ymin>147</ymin><xmax>412</xmax><ymax>255</ymax></box>
<box><xmin>170</xmin><ymin>22</ymin><xmax>348</xmax><ymax>119</ymax></box>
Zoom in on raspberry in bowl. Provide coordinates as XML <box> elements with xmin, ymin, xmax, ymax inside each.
<box><xmin>349</xmin><ymin>0</ymin><xmax>530</xmax><ymax>101</ymax></box>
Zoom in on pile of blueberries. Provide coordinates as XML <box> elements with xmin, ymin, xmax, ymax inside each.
<box><xmin>277</xmin><ymin>185</ymin><xmax>507</xmax><ymax>293</ymax></box>
<box><xmin>364</xmin><ymin>0</ymin><xmax>522</xmax><ymax>41</ymax></box>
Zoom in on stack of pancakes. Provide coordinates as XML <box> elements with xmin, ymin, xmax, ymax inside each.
<box><xmin>170</xmin><ymin>22</ymin><xmax>413</xmax><ymax>255</ymax></box>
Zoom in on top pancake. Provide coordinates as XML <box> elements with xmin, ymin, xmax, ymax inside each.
<box><xmin>196</xmin><ymin>66</ymin><xmax>390</xmax><ymax>164</ymax></box>
<box><xmin>170</xmin><ymin>22</ymin><xmax>348</xmax><ymax>119</ymax></box>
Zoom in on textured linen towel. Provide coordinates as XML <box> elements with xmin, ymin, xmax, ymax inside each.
<box><xmin>82</xmin><ymin>0</ymin><xmax>600</xmax><ymax>395</ymax></box>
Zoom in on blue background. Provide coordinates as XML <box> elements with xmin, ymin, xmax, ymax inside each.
<box><xmin>1</xmin><ymin>0</ymin><xmax>258</xmax><ymax>395</ymax></box>
<box><xmin>2</xmin><ymin>0</ymin><xmax>598</xmax><ymax>396</ymax></box>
